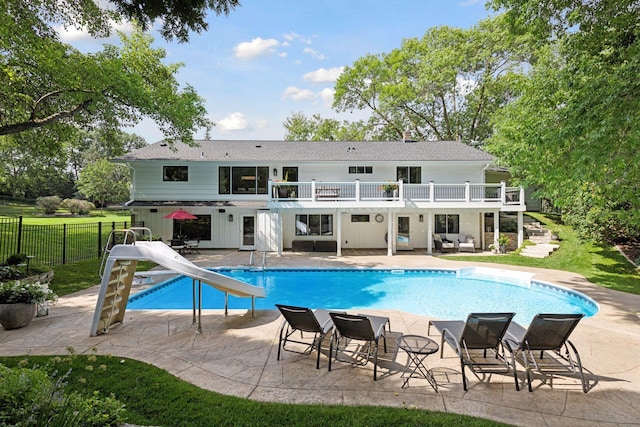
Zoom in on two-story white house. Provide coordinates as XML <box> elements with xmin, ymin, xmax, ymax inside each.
<box><xmin>116</xmin><ymin>139</ymin><xmax>526</xmax><ymax>256</ymax></box>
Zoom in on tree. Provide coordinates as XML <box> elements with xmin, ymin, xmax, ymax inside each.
<box><xmin>487</xmin><ymin>0</ymin><xmax>640</xmax><ymax>241</ymax></box>
<box><xmin>283</xmin><ymin>112</ymin><xmax>369</xmax><ymax>141</ymax></box>
<box><xmin>77</xmin><ymin>159</ymin><xmax>131</xmax><ymax>208</ymax></box>
<box><xmin>1</xmin><ymin>0</ymin><xmax>241</xmax><ymax>144</ymax></box>
<box><xmin>0</xmin><ymin>19</ymin><xmax>210</xmax><ymax>144</ymax></box>
<box><xmin>0</xmin><ymin>133</ymin><xmax>75</xmax><ymax>199</ymax></box>
<box><xmin>68</xmin><ymin>130</ymin><xmax>146</xmax><ymax>180</ymax></box>
<box><xmin>333</xmin><ymin>15</ymin><xmax>531</xmax><ymax>147</ymax></box>
<box><xmin>2</xmin><ymin>0</ymin><xmax>240</xmax><ymax>43</ymax></box>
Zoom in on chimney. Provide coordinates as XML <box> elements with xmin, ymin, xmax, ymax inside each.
<box><xmin>403</xmin><ymin>130</ymin><xmax>413</xmax><ymax>143</ymax></box>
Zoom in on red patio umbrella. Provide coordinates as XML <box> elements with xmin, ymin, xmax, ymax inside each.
<box><xmin>164</xmin><ymin>209</ymin><xmax>198</xmax><ymax>237</ymax></box>
<box><xmin>163</xmin><ymin>209</ymin><xmax>198</xmax><ymax>220</ymax></box>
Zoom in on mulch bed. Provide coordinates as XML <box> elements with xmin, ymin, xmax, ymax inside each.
<box><xmin>617</xmin><ymin>242</ymin><xmax>640</xmax><ymax>266</ymax></box>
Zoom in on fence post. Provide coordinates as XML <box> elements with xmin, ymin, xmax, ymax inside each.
<box><xmin>98</xmin><ymin>222</ymin><xmax>103</xmax><ymax>258</ymax></box>
<box><xmin>62</xmin><ymin>224</ymin><xmax>67</xmax><ymax>265</ymax></box>
<box><xmin>17</xmin><ymin>216</ymin><xmax>23</xmax><ymax>254</ymax></box>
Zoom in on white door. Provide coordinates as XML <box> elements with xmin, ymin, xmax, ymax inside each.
<box><xmin>240</xmin><ymin>215</ymin><xmax>256</xmax><ymax>250</ymax></box>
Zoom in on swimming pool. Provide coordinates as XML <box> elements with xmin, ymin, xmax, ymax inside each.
<box><xmin>127</xmin><ymin>267</ymin><xmax>598</xmax><ymax>325</ymax></box>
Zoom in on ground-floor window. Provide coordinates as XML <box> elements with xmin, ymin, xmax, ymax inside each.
<box><xmin>295</xmin><ymin>214</ymin><xmax>333</xmax><ymax>236</ymax></box>
<box><xmin>435</xmin><ymin>214</ymin><xmax>459</xmax><ymax>234</ymax></box>
<box><xmin>351</xmin><ymin>214</ymin><xmax>370</xmax><ymax>222</ymax></box>
<box><xmin>173</xmin><ymin>215</ymin><xmax>211</xmax><ymax>240</ymax></box>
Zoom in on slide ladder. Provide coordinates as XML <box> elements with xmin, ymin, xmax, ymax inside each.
<box><xmin>94</xmin><ymin>259</ymin><xmax>137</xmax><ymax>334</ymax></box>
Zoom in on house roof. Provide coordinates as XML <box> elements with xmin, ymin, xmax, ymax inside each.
<box><xmin>115</xmin><ymin>140</ymin><xmax>495</xmax><ymax>163</ymax></box>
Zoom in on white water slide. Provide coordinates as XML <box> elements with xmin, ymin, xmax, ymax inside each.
<box><xmin>90</xmin><ymin>241</ymin><xmax>265</xmax><ymax>337</ymax></box>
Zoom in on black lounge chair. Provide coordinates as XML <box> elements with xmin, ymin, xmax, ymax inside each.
<box><xmin>276</xmin><ymin>304</ymin><xmax>336</xmax><ymax>369</ymax></box>
<box><xmin>503</xmin><ymin>313</ymin><xmax>587</xmax><ymax>392</ymax></box>
<box><xmin>428</xmin><ymin>312</ymin><xmax>515</xmax><ymax>390</ymax></box>
<box><xmin>328</xmin><ymin>312</ymin><xmax>389</xmax><ymax>380</ymax></box>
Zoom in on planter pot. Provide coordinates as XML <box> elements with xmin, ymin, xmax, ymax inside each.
<box><xmin>551</xmin><ymin>235</ymin><xmax>559</xmax><ymax>240</ymax></box>
<box><xmin>278</xmin><ymin>187</ymin><xmax>289</xmax><ymax>198</ymax></box>
<box><xmin>0</xmin><ymin>303</ymin><xmax>36</xmax><ymax>330</ymax></box>
<box><xmin>500</xmin><ymin>245</ymin><xmax>507</xmax><ymax>254</ymax></box>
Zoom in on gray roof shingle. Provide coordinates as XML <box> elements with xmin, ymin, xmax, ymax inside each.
<box><xmin>115</xmin><ymin>140</ymin><xmax>494</xmax><ymax>163</ymax></box>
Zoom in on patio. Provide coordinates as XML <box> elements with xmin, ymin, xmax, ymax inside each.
<box><xmin>1</xmin><ymin>250</ymin><xmax>639</xmax><ymax>427</ymax></box>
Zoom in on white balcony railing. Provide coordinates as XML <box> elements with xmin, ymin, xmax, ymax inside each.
<box><xmin>269</xmin><ymin>180</ymin><xmax>524</xmax><ymax>205</ymax></box>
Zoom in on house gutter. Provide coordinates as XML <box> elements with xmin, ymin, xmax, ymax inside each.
<box><xmin>481</xmin><ymin>162</ymin><xmax>491</xmax><ymax>183</ymax></box>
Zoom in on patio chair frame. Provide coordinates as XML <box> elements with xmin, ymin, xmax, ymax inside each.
<box><xmin>429</xmin><ymin>312</ymin><xmax>515</xmax><ymax>390</ymax></box>
<box><xmin>502</xmin><ymin>313</ymin><xmax>587</xmax><ymax>392</ymax></box>
<box><xmin>328</xmin><ymin>313</ymin><xmax>389</xmax><ymax>381</ymax></box>
<box><xmin>276</xmin><ymin>304</ymin><xmax>336</xmax><ymax>369</ymax></box>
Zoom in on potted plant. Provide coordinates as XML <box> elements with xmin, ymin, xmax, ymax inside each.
<box><xmin>498</xmin><ymin>233</ymin><xmax>511</xmax><ymax>254</ymax></box>
<box><xmin>550</xmin><ymin>229</ymin><xmax>560</xmax><ymax>240</ymax></box>
<box><xmin>379</xmin><ymin>182</ymin><xmax>399</xmax><ymax>199</ymax></box>
<box><xmin>488</xmin><ymin>243</ymin><xmax>497</xmax><ymax>254</ymax></box>
<box><xmin>0</xmin><ymin>281</ymin><xmax>57</xmax><ymax>329</ymax></box>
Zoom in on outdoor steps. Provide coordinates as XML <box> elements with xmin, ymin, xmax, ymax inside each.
<box><xmin>520</xmin><ymin>243</ymin><xmax>559</xmax><ymax>258</ymax></box>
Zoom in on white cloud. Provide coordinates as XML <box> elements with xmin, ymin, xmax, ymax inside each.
<box><xmin>319</xmin><ymin>88</ymin><xmax>335</xmax><ymax>107</ymax></box>
<box><xmin>217</xmin><ymin>112</ymin><xmax>249</xmax><ymax>131</ymax></box>
<box><xmin>303</xmin><ymin>47</ymin><xmax>326</xmax><ymax>60</ymax></box>
<box><xmin>234</xmin><ymin>37</ymin><xmax>279</xmax><ymax>59</ymax></box>
<box><xmin>460</xmin><ymin>0</ymin><xmax>480</xmax><ymax>6</ymax></box>
<box><xmin>282</xmin><ymin>86</ymin><xmax>315</xmax><ymax>101</ymax></box>
<box><xmin>283</xmin><ymin>32</ymin><xmax>312</xmax><ymax>44</ymax></box>
<box><xmin>56</xmin><ymin>19</ymin><xmax>135</xmax><ymax>43</ymax></box>
<box><xmin>303</xmin><ymin>67</ymin><xmax>344</xmax><ymax>83</ymax></box>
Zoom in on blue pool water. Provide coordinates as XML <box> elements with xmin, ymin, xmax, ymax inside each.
<box><xmin>127</xmin><ymin>268</ymin><xmax>598</xmax><ymax>325</ymax></box>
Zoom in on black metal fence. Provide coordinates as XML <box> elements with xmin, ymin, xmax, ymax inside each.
<box><xmin>0</xmin><ymin>217</ymin><xmax>144</xmax><ymax>266</ymax></box>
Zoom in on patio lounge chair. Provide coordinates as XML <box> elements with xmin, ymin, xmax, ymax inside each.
<box><xmin>276</xmin><ymin>304</ymin><xmax>337</xmax><ymax>369</ymax></box>
<box><xmin>184</xmin><ymin>239</ymin><xmax>200</xmax><ymax>254</ymax></box>
<box><xmin>502</xmin><ymin>313</ymin><xmax>587</xmax><ymax>392</ymax></box>
<box><xmin>328</xmin><ymin>312</ymin><xmax>389</xmax><ymax>380</ymax></box>
<box><xmin>458</xmin><ymin>235</ymin><xmax>475</xmax><ymax>253</ymax></box>
<box><xmin>428</xmin><ymin>312</ymin><xmax>515</xmax><ymax>390</ymax></box>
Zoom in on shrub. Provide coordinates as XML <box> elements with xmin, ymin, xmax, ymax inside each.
<box><xmin>0</xmin><ymin>349</ymin><xmax>125</xmax><ymax>427</ymax></box>
<box><xmin>0</xmin><ymin>266</ymin><xmax>24</xmax><ymax>281</ymax></box>
<box><xmin>0</xmin><ymin>281</ymin><xmax>57</xmax><ymax>304</ymax></box>
<box><xmin>4</xmin><ymin>253</ymin><xmax>27</xmax><ymax>266</ymax></box>
<box><xmin>63</xmin><ymin>198</ymin><xmax>96</xmax><ymax>215</ymax></box>
<box><xmin>0</xmin><ymin>363</ymin><xmax>125</xmax><ymax>427</ymax></box>
<box><xmin>36</xmin><ymin>195</ymin><xmax>62</xmax><ymax>215</ymax></box>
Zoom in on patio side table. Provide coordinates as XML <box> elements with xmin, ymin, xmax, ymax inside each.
<box><xmin>397</xmin><ymin>334</ymin><xmax>439</xmax><ymax>392</ymax></box>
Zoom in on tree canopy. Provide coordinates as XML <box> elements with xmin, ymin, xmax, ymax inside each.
<box><xmin>332</xmin><ymin>15</ymin><xmax>531</xmax><ymax>146</ymax></box>
<box><xmin>77</xmin><ymin>158</ymin><xmax>131</xmax><ymax>207</ymax></box>
<box><xmin>487</xmin><ymin>0</ymin><xmax>640</xmax><ymax>241</ymax></box>
<box><xmin>0</xmin><ymin>0</ymin><xmax>241</xmax><ymax>144</ymax></box>
<box><xmin>283</xmin><ymin>112</ymin><xmax>370</xmax><ymax>141</ymax></box>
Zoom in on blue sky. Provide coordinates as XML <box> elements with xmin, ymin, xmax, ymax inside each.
<box><xmin>59</xmin><ymin>0</ymin><xmax>494</xmax><ymax>143</ymax></box>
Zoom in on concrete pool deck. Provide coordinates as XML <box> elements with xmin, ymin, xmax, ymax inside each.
<box><xmin>1</xmin><ymin>250</ymin><xmax>639</xmax><ymax>426</ymax></box>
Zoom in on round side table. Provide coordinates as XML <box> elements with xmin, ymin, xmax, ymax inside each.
<box><xmin>397</xmin><ymin>334</ymin><xmax>439</xmax><ymax>392</ymax></box>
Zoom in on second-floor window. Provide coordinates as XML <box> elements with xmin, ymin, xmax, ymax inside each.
<box><xmin>163</xmin><ymin>166</ymin><xmax>188</xmax><ymax>181</ymax></box>
<box><xmin>435</xmin><ymin>214</ymin><xmax>459</xmax><ymax>234</ymax></box>
<box><xmin>218</xmin><ymin>166</ymin><xmax>268</xmax><ymax>194</ymax></box>
<box><xmin>348</xmin><ymin>166</ymin><xmax>373</xmax><ymax>174</ymax></box>
<box><xmin>397</xmin><ymin>166</ymin><xmax>421</xmax><ymax>183</ymax></box>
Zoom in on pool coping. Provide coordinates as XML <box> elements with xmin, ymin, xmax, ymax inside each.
<box><xmin>1</xmin><ymin>250</ymin><xmax>639</xmax><ymax>427</ymax></box>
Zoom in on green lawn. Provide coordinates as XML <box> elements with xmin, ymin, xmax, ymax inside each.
<box><xmin>445</xmin><ymin>212</ymin><xmax>640</xmax><ymax>295</ymax></box>
<box><xmin>0</xmin><ymin>355</ymin><xmax>508</xmax><ymax>427</ymax></box>
<box><xmin>0</xmin><ymin>199</ymin><xmax>130</xmax><ymax>224</ymax></box>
